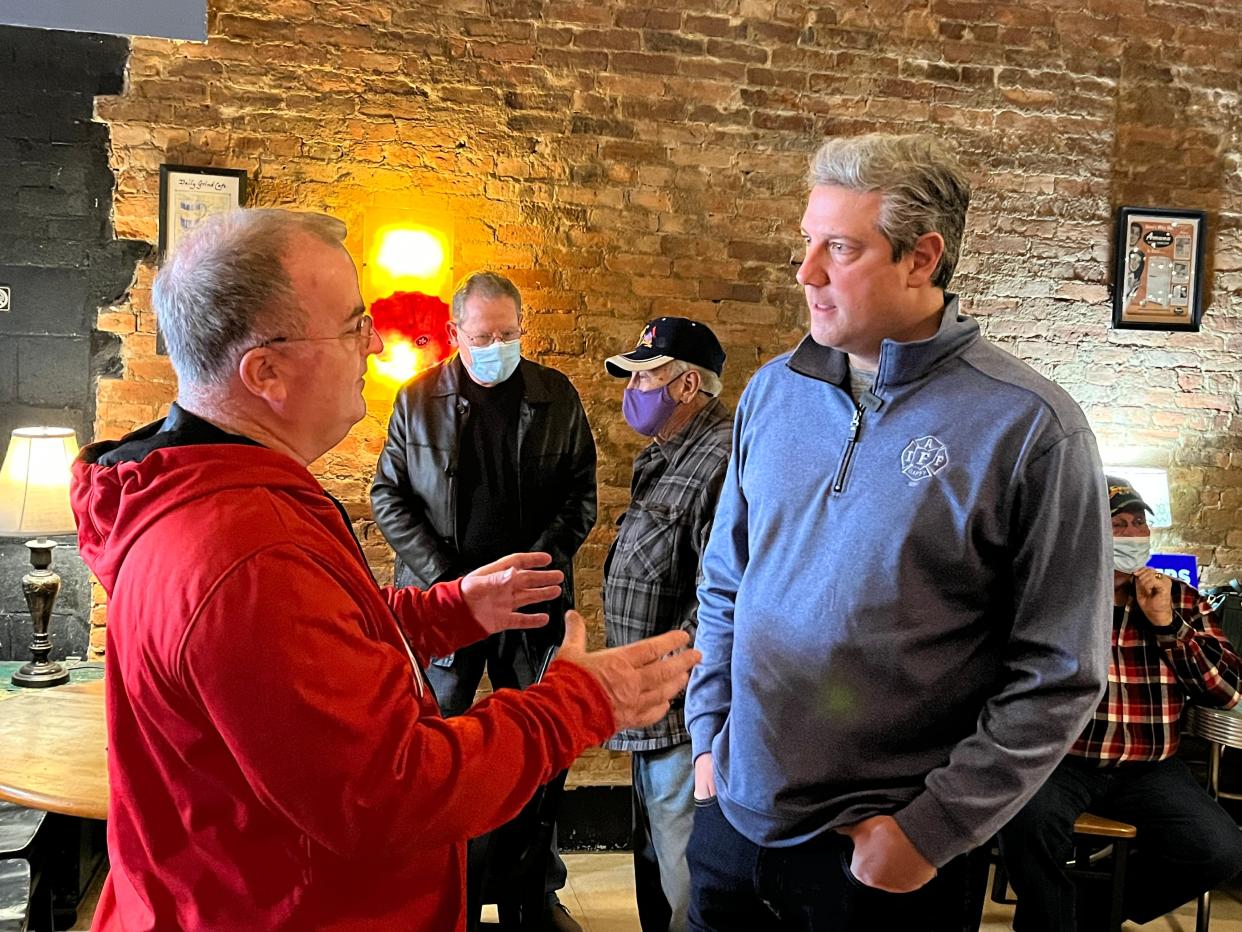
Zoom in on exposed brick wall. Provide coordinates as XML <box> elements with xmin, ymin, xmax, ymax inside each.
<box><xmin>0</xmin><ymin>26</ymin><xmax>148</xmax><ymax>661</ymax></box>
<box><xmin>91</xmin><ymin>0</ymin><xmax>1242</xmax><ymax>782</ymax></box>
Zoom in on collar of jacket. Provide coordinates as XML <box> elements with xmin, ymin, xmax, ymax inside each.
<box><xmin>80</xmin><ymin>402</ymin><xmax>263</xmax><ymax>467</ymax></box>
<box><xmin>427</xmin><ymin>354</ymin><xmax>556</xmax><ymax>405</ymax></box>
<box><xmin>786</xmin><ymin>293</ymin><xmax>979</xmax><ymax>390</ymax></box>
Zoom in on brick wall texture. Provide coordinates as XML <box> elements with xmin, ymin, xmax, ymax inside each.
<box><xmin>89</xmin><ymin>0</ymin><xmax>1242</xmax><ymax>783</ymax></box>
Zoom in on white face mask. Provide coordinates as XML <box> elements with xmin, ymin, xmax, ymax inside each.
<box><xmin>1113</xmin><ymin>537</ymin><xmax>1151</xmax><ymax>575</ymax></box>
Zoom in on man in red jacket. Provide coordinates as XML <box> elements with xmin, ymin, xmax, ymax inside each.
<box><xmin>71</xmin><ymin>207</ymin><xmax>699</xmax><ymax>932</ymax></box>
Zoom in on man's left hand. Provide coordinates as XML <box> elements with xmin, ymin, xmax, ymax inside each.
<box><xmin>1133</xmin><ymin>567</ymin><xmax>1175</xmax><ymax>628</ymax></box>
<box><xmin>460</xmin><ymin>552</ymin><xmax>564</xmax><ymax>634</ymax></box>
<box><xmin>837</xmin><ymin>815</ymin><xmax>936</xmax><ymax>893</ymax></box>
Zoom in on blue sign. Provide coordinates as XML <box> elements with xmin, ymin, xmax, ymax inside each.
<box><xmin>1148</xmin><ymin>552</ymin><xmax>1198</xmax><ymax>590</ymax></box>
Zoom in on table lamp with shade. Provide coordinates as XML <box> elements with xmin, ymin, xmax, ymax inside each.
<box><xmin>0</xmin><ymin>426</ymin><xmax>79</xmax><ymax>688</ymax></box>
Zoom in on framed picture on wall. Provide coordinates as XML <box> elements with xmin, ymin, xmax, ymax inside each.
<box><xmin>158</xmin><ymin>164</ymin><xmax>248</xmax><ymax>260</ymax></box>
<box><xmin>1112</xmin><ymin>206</ymin><xmax>1207</xmax><ymax>332</ymax></box>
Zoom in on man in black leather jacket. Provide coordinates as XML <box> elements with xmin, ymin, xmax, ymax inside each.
<box><xmin>372</xmin><ymin>270</ymin><xmax>597</xmax><ymax>702</ymax></box>
<box><xmin>371</xmin><ymin>270</ymin><xmax>596</xmax><ymax>930</ymax></box>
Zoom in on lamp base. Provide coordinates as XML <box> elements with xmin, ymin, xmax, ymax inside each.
<box><xmin>12</xmin><ymin>659</ymin><xmax>70</xmax><ymax>688</ymax></box>
<box><xmin>12</xmin><ymin>538</ymin><xmax>70</xmax><ymax>689</ymax></box>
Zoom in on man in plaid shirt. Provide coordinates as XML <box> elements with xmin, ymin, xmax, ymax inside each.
<box><xmin>1000</xmin><ymin>475</ymin><xmax>1242</xmax><ymax>930</ymax></box>
<box><xmin>603</xmin><ymin>317</ymin><xmax>733</xmax><ymax>932</ymax></box>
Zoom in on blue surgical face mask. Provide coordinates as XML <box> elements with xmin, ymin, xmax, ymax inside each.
<box><xmin>463</xmin><ymin>339</ymin><xmax>521</xmax><ymax>385</ymax></box>
<box><xmin>1113</xmin><ymin>537</ymin><xmax>1151</xmax><ymax>575</ymax></box>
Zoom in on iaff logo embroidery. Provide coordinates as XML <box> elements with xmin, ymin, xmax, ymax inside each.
<box><xmin>638</xmin><ymin>324</ymin><xmax>656</xmax><ymax>348</ymax></box>
<box><xmin>901</xmin><ymin>436</ymin><xmax>949</xmax><ymax>483</ymax></box>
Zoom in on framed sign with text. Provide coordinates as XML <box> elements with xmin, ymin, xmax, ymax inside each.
<box><xmin>158</xmin><ymin>164</ymin><xmax>248</xmax><ymax>260</ymax></box>
<box><xmin>1112</xmin><ymin>206</ymin><xmax>1207</xmax><ymax>332</ymax></box>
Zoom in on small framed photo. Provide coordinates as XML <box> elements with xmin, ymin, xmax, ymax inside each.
<box><xmin>158</xmin><ymin>164</ymin><xmax>248</xmax><ymax>260</ymax></box>
<box><xmin>1112</xmin><ymin>206</ymin><xmax>1207</xmax><ymax>332</ymax></box>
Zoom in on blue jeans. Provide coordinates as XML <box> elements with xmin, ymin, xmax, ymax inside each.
<box><xmin>999</xmin><ymin>754</ymin><xmax>1242</xmax><ymax>931</ymax></box>
<box><xmin>687</xmin><ymin>798</ymin><xmax>986</xmax><ymax>931</ymax></box>
<box><xmin>633</xmin><ymin>743</ymin><xmax>695</xmax><ymax>932</ymax></box>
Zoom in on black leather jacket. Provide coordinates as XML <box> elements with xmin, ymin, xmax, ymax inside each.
<box><xmin>371</xmin><ymin>356</ymin><xmax>597</xmax><ymax>645</ymax></box>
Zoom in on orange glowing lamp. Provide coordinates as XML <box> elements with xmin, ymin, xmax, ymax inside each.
<box><xmin>367</xmin><ymin>224</ymin><xmax>452</xmax><ymax>301</ymax></box>
<box><xmin>362</xmin><ymin>208</ymin><xmax>454</xmax><ymax>394</ymax></box>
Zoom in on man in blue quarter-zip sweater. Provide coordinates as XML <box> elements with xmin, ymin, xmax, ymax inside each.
<box><xmin>684</xmin><ymin>133</ymin><xmax>1113</xmax><ymax>931</ymax></box>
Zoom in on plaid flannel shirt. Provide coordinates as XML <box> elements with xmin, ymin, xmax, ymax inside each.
<box><xmin>1070</xmin><ymin>578</ymin><xmax>1242</xmax><ymax>764</ymax></box>
<box><xmin>603</xmin><ymin>398</ymin><xmax>733</xmax><ymax>752</ymax></box>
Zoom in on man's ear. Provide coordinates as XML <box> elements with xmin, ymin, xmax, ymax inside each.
<box><xmin>237</xmin><ymin>346</ymin><xmax>288</xmax><ymax>405</ymax></box>
<box><xmin>906</xmin><ymin>231</ymin><xmax>946</xmax><ymax>288</ymax></box>
<box><xmin>446</xmin><ymin>320</ymin><xmax>459</xmax><ymax>348</ymax></box>
<box><xmin>675</xmin><ymin>367</ymin><xmax>701</xmax><ymax>403</ymax></box>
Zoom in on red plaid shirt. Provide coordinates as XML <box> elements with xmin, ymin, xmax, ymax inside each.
<box><xmin>1070</xmin><ymin>579</ymin><xmax>1242</xmax><ymax>764</ymax></box>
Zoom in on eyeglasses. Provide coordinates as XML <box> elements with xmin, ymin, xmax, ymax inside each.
<box><xmin>457</xmin><ymin>327</ymin><xmax>523</xmax><ymax>348</ymax></box>
<box><xmin>253</xmin><ymin>314</ymin><xmax>375</xmax><ymax>351</ymax></box>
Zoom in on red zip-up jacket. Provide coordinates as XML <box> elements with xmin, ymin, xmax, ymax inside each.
<box><xmin>72</xmin><ymin>422</ymin><xmax>613</xmax><ymax>931</ymax></box>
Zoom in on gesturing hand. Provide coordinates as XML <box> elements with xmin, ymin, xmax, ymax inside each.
<box><xmin>459</xmin><ymin>552</ymin><xmax>564</xmax><ymax>635</ymax></box>
<box><xmin>837</xmin><ymin>815</ymin><xmax>936</xmax><ymax>893</ymax></box>
<box><xmin>556</xmin><ymin>611</ymin><xmax>701</xmax><ymax>732</ymax></box>
<box><xmin>1133</xmin><ymin>567</ymin><xmax>1175</xmax><ymax>628</ymax></box>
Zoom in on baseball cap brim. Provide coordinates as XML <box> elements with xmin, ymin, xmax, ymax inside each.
<box><xmin>605</xmin><ymin>352</ymin><xmax>675</xmax><ymax>377</ymax></box>
<box><xmin>1110</xmin><ymin>493</ymin><xmax>1154</xmax><ymax>516</ymax></box>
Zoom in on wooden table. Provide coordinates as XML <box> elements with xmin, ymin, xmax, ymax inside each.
<box><xmin>0</xmin><ymin>680</ymin><xmax>107</xmax><ymax>821</ymax></box>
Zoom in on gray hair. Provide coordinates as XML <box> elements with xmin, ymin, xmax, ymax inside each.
<box><xmin>153</xmin><ymin>208</ymin><xmax>348</xmax><ymax>386</ymax></box>
<box><xmin>451</xmin><ymin>271</ymin><xmax>524</xmax><ymax>324</ymax></box>
<box><xmin>808</xmin><ymin>133</ymin><xmax>971</xmax><ymax>289</ymax></box>
<box><xmin>664</xmin><ymin>359</ymin><xmax>723</xmax><ymax>398</ymax></box>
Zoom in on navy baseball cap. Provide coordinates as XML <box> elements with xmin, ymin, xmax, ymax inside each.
<box><xmin>605</xmin><ymin>317</ymin><xmax>726</xmax><ymax>377</ymax></box>
<box><xmin>1106</xmin><ymin>476</ymin><xmax>1154</xmax><ymax>516</ymax></box>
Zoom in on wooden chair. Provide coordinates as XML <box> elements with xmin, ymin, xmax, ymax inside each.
<box><xmin>992</xmin><ymin>812</ymin><xmax>1137</xmax><ymax>932</ymax></box>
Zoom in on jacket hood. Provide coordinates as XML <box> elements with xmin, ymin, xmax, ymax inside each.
<box><xmin>787</xmin><ymin>294</ymin><xmax>979</xmax><ymax>389</ymax></box>
<box><xmin>73</xmin><ymin>411</ymin><xmax>323</xmax><ymax>593</ymax></box>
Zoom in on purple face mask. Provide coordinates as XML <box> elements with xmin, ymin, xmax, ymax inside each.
<box><xmin>623</xmin><ymin>383</ymin><xmax>679</xmax><ymax>437</ymax></box>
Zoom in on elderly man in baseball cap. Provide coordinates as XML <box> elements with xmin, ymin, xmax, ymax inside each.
<box><xmin>999</xmin><ymin>475</ymin><xmax>1242</xmax><ymax>931</ymax></box>
<box><xmin>603</xmin><ymin>317</ymin><xmax>732</xmax><ymax>932</ymax></box>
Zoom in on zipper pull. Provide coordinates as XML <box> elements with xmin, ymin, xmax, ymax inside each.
<box><xmin>833</xmin><ymin>404</ymin><xmax>865</xmax><ymax>494</ymax></box>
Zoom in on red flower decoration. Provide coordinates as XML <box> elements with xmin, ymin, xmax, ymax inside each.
<box><xmin>369</xmin><ymin>291</ymin><xmax>453</xmax><ymax>366</ymax></box>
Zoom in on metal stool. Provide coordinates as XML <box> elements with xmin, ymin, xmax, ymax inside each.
<box><xmin>992</xmin><ymin>812</ymin><xmax>1136</xmax><ymax>932</ymax></box>
<box><xmin>0</xmin><ymin>805</ymin><xmax>50</xmax><ymax>932</ymax></box>
<box><xmin>0</xmin><ymin>859</ymin><xmax>31</xmax><ymax>932</ymax></box>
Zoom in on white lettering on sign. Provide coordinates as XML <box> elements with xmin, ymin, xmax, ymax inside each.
<box><xmin>1156</xmin><ymin>567</ymin><xmax>1193</xmax><ymax>584</ymax></box>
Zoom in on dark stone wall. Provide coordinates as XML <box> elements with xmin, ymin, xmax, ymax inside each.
<box><xmin>0</xmin><ymin>26</ymin><xmax>146</xmax><ymax>660</ymax></box>
<box><xmin>0</xmin><ymin>540</ymin><xmax>91</xmax><ymax>664</ymax></box>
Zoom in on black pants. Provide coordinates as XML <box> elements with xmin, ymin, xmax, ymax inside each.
<box><xmin>427</xmin><ymin>633</ymin><xmax>568</xmax><ymax>899</ymax></box>
<box><xmin>998</xmin><ymin>755</ymin><xmax>1242</xmax><ymax>931</ymax></box>
<box><xmin>687</xmin><ymin>798</ymin><xmax>986</xmax><ymax>931</ymax></box>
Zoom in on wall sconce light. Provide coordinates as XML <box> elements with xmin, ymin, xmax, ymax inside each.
<box><xmin>0</xmin><ymin>427</ymin><xmax>79</xmax><ymax>688</ymax></box>
<box><xmin>1103</xmin><ymin>464</ymin><xmax>1172</xmax><ymax>529</ymax></box>
<box><xmin>362</xmin><ymin>207</ymin><xmax>455</xmax><ymax>391</ymax></box>
<box><xmin>363</xmin><ymin>207</ymin><xmax>454</xmax><ymax>306</ymax></box>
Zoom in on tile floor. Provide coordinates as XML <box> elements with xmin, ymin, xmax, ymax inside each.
<box><xmin>73</xmin><ymin>851</ymin><xmax>1242</xmax><ymax>930</ymax></box>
